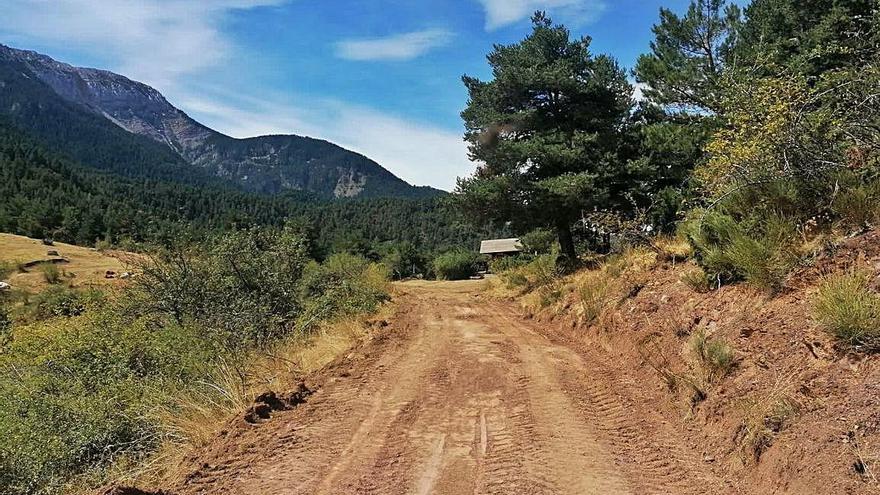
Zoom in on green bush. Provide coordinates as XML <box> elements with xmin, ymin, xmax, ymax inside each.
<box><xmin>29</xmin><ymin>286</ymin><xmax>103</xmax><ymax>320</ymax></box>
<box><xmin>0</xmin><ymin>226</ymin><xmax>393</xmax><ymax>495</ymax></box>
<box><xmin>40</xmin><ymin>263</ymin><xmax>63</xmax><ymax>284</ymax></box>
<box><xmin>0</xmin><ymin>261</ymin><xmax>13</xmax><ymax>280</ymax></box>
<box><xmin>298</xmin><ymin>253</ymin><xmax>390</xmax><ymax>330</ymax></box>
<box><xmin>0</xmin><ymin>309</ymin><xmax>221</xmax><ymax>495</ymax></box>
<box><xmin>519</xmin><ymin>228</ymin><xmax>557</xmax><ymax>255</ymax></box>
<box><xmin>433</xmin><ymin>250</ymin><xmax>483</xmax><ymax>280</ymax></box>
<box><xmin>814</xmin><ymin>271</ymin><xmax>880</xmax><ymax>351</ymax></box>
<box><xmin>685</xmin><ymin>211</ymin><xmax>800</xmax><ymax>292</ymax></box>
<box><xmin>379</xmin><ymin>242</ymin><xmax>428</xmax><ymax>280</ymax></box>
<box><xmin>499</xmin><ymin>254</ymin><xmax>559</xmax><ymax>291</ymax></box>
<box><xmin>488</xmin><ymin>254</ymin><xmax>530</xmax><ymax>274</ymax></box>
<box><xmin>135</xmin><ymin>225</ymin><xmax>311</xmax><ymax>347</ymax></box>
<box><xmin>833</xmin><ymin>178</ymin><xmax>880</xmax><ymax>230</ymax></box>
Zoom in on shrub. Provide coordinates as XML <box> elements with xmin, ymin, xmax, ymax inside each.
<box><xmin>814</xmin><ymin>271</ymin><xmax>880</xmax><ymax>351</ymax></box>
<box><xmin>579</xmin><ymin>272</ymin><xmax>611</xmax><ymax>324</ymax></box>
<box><xmin>499</xmin><ymin>254</ymin><xmax>559</xmax><ymax>292</ymax></box>
<box><xmin>690</xmin><ymin>327</ymin><xmax>736</xmax><ymax>382</ymax></box>
<box><xmin>0</xmin><ymin>261</ymin><xmax>13</xmax><ymax>280</ymax></box>
<box><xmin>379</xmin><ymin>242</ymin><xmax>428</xmax><ymax>280</ymax></box>
<box><xmin>488</xmin><ymin>254</ymin><xmax>530</xmax><ymax>274</ymax></box>
<box><xmin>135</xmin><ymin>226</ymin><xmax>312</xmax><ymax>347</ymax></box>
<box><xmin>0</xmin><ymin>226</ymin><xmax>392</xmax><ymax>495</ymax></box>
<box><xmin>685</xmin><ymin>211</ymin><xmax>800</xmax><ymax>292</ymax></box>
<box><xmin>298</xmin><ymin>253</ymin><xmax>390</xmax><ymax>330</ymax></box>
<box><xmin>681</xmin><ymin>267</ymin><xmax>712</xmax><ymax>293</ymax></box>
<box><xmin>0</xmin><ymin>309</ymin><xmax>221</xmax><ymax>495</ymax></box>
<box><xmin>29</xmin><ymin>286</ymin><xmax>103</xmax><ymax>320</ymax></box>
<box><xmin>519</xmin><ymin>228</ymin><xmax>557</xmax><ymax>255</ymax></box>
<box><xmin>40</xmin><ymin>263</ymin><xmax>63</xmax><ymax>284</ymax></box>
<box><xmin>433</xmin><ymin>250</ymin><xmax>482</xmax><ymax>280</ymax></box>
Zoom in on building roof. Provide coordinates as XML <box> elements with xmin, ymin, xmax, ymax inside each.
<box><xmin>480</xmin><ymin>238</ymin><xmax>522</xmax><ymax>255</ymax></box>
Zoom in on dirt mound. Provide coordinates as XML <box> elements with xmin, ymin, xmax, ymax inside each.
<box><xmin>243</xmin><ymin>383</ymin><xmax>312</xmax><ymax>424</ymax></box>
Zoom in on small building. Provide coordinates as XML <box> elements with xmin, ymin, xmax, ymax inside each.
<box><xmin>480</xmin><ymin>238</ymin><xmax>523</xmax><ymax>258</ymax></box>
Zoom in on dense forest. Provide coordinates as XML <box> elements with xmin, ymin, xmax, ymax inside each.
<box><xmin>0</xmin><ymin>119</ymin><xmax>494</xmax><ymax>262</ymax></box>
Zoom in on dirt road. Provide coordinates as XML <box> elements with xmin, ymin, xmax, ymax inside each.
<box><xmin>172</xmin><ymin>280</ymin><xmax>724</xmax><ymax>495</ymax></box>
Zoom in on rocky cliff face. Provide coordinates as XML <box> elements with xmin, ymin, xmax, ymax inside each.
<box><xmin>0</xmin><ymin>44</ymin><xmax>438</xmax><ymax>198</ymax></box>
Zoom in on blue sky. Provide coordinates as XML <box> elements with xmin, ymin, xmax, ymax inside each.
<box><xmin>0</xmin><ymin>0</ymin><xmax>697</xmax><ymax>190</ymax></box>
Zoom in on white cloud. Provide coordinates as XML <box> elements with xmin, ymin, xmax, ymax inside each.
<box><xmin>0</xmin><ymin>0</ymin><xmax>285</xmax><ymax>89</ymax></box>
<box><xmin>178</xmin><ymin>89</ymin><xmax>474</xmax><ymax>191</ymax></box>
<box><xmin>334</xmin><ymin>29</ymin><xmax>454</xmax><ymax>61</ymax></box>
<box><xmin>477</xmin><ymin>0</ymin><xmax>607</xmax><ymax>30</ymax></box>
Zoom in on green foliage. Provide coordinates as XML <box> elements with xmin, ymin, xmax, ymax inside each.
<box><xmin>458</xmin><ymin>12</ymin><xmax>632</xmax><ymax>258</ymax></box>
<box><xmin>832</xmin><ymin>178</ymin><xmax>880</xmax><ymax>231</ymax></box>
<box><xmin>0</xmin><ymin>310</ymin><xmax>219</xmax><ymax>495</ymax></box>
<box><xmin>814</xmin><ymin>270</ymin><xmax>880</xmax><ymax>352</ymax></box>
<box><xmin>736</xmin><ymin>0</ymin><xmax>877</xmax><ymax>78</ymax></box>
<box><xmin>488</xmin><ymin>255</ymin><xmax>531</xmax><ymax>274</ymax></box>
<box><xmin>685</xmin><ymin>211</ymin><xmax>800</xmax><ymax>292</ymax></box>
<box><xmin>635</xmin><ymin>0</ymin><xmax>741</xmax><ymax>113</ymax></box>
<box><xmin>378</xmin><ymin>242</ymin><xmax>429</xmax><ymax>280</ymax></box>
<box><xmin>519</xmin><ymin>228</ymin><xmax>557</xmax><ymax>255</ymax></box>
<box><xmin>0</xmin><ymin>226</ymin><xmax>392</xmax><ymax>495</ymax></box>
<box><xmin>298</xmin><ymin>253</ymin><xmax>390</xmax><ymax>330</ymax></box>
<box><xmin>39</xmin><ymin>263</ymin><xmax>62</xmax><ymax>284</ymax></box>
<box><xmin>135</xmin><ymin>225</ymin><xmax>311</xmax><ymax>347</ymax></box>
<box><xmin>433</xmin><ymin>250</ymin><xmax>483</xmax><ymax>281</ymax></box>
<box><xmin>29</xmin><ymin>286</ymin><xmax>103</xmax><ymax>320</ymax></box>
<box><xmin>499</xmin><ymin>254</ymin><xmax>559</xmax><ymax>292</ymax></box>
<box><xmin>0</xmin><ymin>120</ymin><xmax>493</xmax><ymax>254</ymax></box>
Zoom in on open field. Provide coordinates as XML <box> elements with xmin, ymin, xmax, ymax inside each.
<box><xmin>0</xmin><ymin>233</ymin><xmax>137</xmax><ymax>292</ymax></box>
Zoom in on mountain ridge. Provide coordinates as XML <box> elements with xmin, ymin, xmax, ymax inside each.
<box><xmin>0</xmin><ymin>43</ymin><xmax>440</xmax><ymax>199</ymax></box>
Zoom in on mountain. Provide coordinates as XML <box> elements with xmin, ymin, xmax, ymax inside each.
<box><xmin>0</xmin><ymin>44</ymin><xmax>440</xmax><ymax>199</ymax></box>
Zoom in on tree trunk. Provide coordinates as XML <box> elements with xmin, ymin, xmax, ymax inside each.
<box><xmin>556</xmin><ymin>222</ymin><xmax>577</xmax><ymax>261</ymax></box>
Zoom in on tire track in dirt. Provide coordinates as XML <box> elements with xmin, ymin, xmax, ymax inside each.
<box><xmin>490</xmin><ymin>306</ymin><xmax>725</xmax><ymax>495</ymax></box>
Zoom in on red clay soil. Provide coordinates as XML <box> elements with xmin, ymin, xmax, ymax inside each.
<box><xmin>133</xmin><ymin>234</ymin><xmax>880</xmax><ymax>494</ymax></box>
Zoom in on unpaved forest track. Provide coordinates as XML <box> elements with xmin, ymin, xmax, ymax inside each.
<box><xmin>170</xmin><ymin>280</ymin><xmax>724</xmax><ymax>495</ymax></box>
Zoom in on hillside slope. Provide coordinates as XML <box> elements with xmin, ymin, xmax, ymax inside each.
<box><xmin>0</xmin><ymin>44</ymin><xmax>438</xmax><ymax>199</ymax></box>
<box><xmin>492</xmin><ymin>236</ymin><xmax>880</xmax><ymax>494</ymax></box>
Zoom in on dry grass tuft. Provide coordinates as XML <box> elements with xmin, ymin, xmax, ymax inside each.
<box><xmin>681</xmin><ymin>266</ymin><xmax>712</xmax><ymax>293</ymax></box>
<box><xmin>653</xmin><ymin>235</ymin><xmax>694</xmax><ymax>263</ymax></box>
<box><xmin>736</xmin><ymin>373</ymin><xmax>800</xmax><ymax>462</ymax></box>
<box><xmin>690</xmin><ymin>327</ymin><xmax>736</xmax><ymax>383</ymax></box>
<box><xmin>814</xmin><ymin>269</ymin><xmax>880</xmax><ymax>351</ymax></box>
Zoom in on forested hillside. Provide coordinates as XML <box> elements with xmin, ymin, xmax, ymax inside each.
<box><xmin>0</xmin><ymin>120</ymin><xmax>488</xmax><ymax>260</ymax></box>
